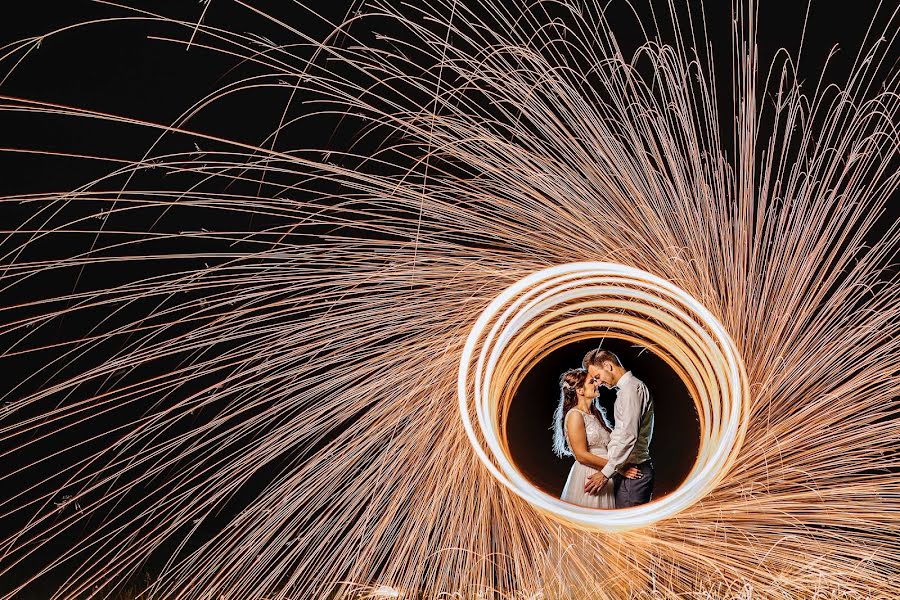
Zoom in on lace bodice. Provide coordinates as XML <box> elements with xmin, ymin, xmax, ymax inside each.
<box><xmin>565</xmin><ymin>408</ymin><xmax>611</xmax><ymax>455</ymax></box>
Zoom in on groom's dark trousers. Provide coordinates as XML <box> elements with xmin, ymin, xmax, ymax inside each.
<box><xmin>614</xmin><ymin>460</ymin><xmax>654</xmax><ymax>508</ymax></box>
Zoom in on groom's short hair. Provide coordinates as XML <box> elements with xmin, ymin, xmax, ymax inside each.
<box><xmin>582</xmin><ymin>348</ymin><xmax>622</xmax><ymax>370</ymax></box>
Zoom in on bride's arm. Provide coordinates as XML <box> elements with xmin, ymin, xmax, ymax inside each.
<box><xmin>565</xmin><ymin>411</ymin><xmax>609</xmax><ymax>471</ymax></box>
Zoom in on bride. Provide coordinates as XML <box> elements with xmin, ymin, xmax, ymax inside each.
<box><xmin>552</xmin><ymin>368</ymin><xmax>641</xmax><ymax>508</ymax></box>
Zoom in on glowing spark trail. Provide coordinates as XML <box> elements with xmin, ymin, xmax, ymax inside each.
<box><xmin>0</xmin><ymin>0</ymin><xmax>898</xmax><ymax>598</ymax></box>
<box><xmin>459</xmin><ymin>261</ymin><xmax>749</xmax><ymax>531</ymax></box>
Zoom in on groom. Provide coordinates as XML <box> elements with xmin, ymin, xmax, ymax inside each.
<box><xmin>582</xmin><ymin>348</ymin><xmax>655</xmax><ymax>507</ymax></box>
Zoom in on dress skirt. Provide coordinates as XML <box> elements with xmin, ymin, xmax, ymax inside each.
<box><xmin>560</xmin><ymin>451</ymin><xmax>616</xmax><ymax>509</ymax></box>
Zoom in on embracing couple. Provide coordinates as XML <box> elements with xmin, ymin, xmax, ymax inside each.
<box><xmin>552</xmin><ymin>348</ymin><xmax>655</xmax><ymax>509</ymax></box>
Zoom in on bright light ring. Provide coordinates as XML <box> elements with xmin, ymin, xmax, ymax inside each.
<box><xmin>458</xmin><ymin>262</ymin><xmax>749</xmax><ymax>531</ymax></box>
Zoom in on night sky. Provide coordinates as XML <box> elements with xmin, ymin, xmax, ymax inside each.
<box><xmin>0</xmin><ymin>1</ymin><xmax>896</xmax><ymax>596</ymax></box>
<box><xmin>508</xmin><ymin>338</ymin><xmax>698</xmax><ymax>500</ymax></box>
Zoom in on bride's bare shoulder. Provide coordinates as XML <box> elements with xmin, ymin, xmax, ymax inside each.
<box><xmin>565</xmin><ymin>408</ymin><xmax>587</xmax><ymax>426</ymax></box>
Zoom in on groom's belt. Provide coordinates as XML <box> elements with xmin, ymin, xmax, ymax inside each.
<box><xmin>622</xmin><ymin>459</ymin><xmax>653</xmax><ymax>468</ymax></box>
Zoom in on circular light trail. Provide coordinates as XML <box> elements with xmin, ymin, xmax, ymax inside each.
<box><xmin>458</xmin><ymin>262</ymin><xmax>749</xmax><ymax>531</ymax></box>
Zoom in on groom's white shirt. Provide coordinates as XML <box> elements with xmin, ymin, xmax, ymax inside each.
<box><xmin>600</xmin><ymin>371</ymin><xmax>654</xmax><ymax>478</ymax></box>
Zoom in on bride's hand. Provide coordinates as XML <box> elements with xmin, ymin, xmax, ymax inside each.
<box><xmin>623</xmin><ymin>466</ymin><xmax>642</xmax><ymax>479</ymax></box>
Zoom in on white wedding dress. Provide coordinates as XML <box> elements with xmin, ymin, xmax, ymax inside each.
<box><xmin>560</xmin><ymin>408</ymin><xmax>616</xmax><ymax>509</ymax></box>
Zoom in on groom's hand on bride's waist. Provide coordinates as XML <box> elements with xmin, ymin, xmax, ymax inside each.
<box><xmin>584</xmin><ymin>472</ymin><xmax>608</xmax><ymax>495</ymax></box>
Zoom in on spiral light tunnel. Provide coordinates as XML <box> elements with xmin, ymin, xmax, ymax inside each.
<box><xmin>458</xmin><ymin>262</ymin><xmax>750</xmax><ymax>531</ymax></box>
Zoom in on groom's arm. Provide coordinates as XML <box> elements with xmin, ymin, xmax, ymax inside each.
<box><xmin>600</xmin><ymin>385</ymin><xmax>641</xmax><ymax>478</ymax></box>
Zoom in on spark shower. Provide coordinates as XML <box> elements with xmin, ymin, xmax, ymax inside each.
<box><xmin>0</xmin><ymin>1</ymin><xmax>898</xmax><ymax>598</ymax></box>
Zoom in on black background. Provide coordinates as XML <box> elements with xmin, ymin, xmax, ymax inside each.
<box><xmin>0</xmin><ymin>0</ymin><xmax>896</xmax><ymax>596</ymax></box>
<box><xmin>507</xmin><ymin>338</ymin><xmax>698</xmax><ymax>499</ymax></box>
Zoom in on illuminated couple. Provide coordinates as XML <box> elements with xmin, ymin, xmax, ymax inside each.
<box><xmin>552</xmin><ymin>348</ymin><xmax>655</xmax><ymax>509</ymax></box>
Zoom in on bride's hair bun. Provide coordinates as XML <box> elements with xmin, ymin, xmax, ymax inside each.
<box><xmin>559</xmin><ymin>368</ymin><xmax>587</xmax><ymax>395</ymax></box>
